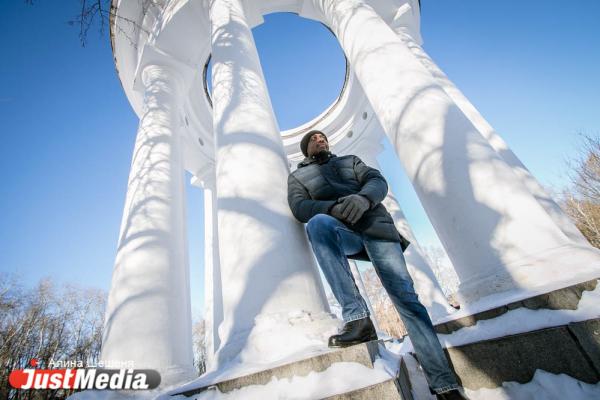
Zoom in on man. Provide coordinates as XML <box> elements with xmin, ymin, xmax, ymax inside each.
<box><xmin>287</xmin><ymin>130</ymin><xmax>467</xmax><ymax>400</ymax></box>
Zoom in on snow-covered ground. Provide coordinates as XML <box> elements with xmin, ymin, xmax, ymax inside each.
<box><xmin>183</xmin><ymin>361</ymin><xmax>391</xmax><ymax>400</ymax></box>
<box><xmin>70</xmin><ymin>343</ymin><xmax>600</xmax><ymax>400</ymax></box>
<box><xmin>162</xmin><ymin>338</ymin><xmax>600</xmax><ymax>400</ymax></box>
<box><xmin>174</xmin><ymin>282</ymin><xmax>600</xmax><ymax>400</ymax></box>
<box><xmin>72</xmin><ymin>282</ymin><xmax>600</xmax><ymax>399</ymax></box>
<box><xmin>464</xmin><ymin>370</ymin><xmax>600</xmax><ymax>400</ymax></box>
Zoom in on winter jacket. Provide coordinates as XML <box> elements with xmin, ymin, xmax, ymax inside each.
<box><xmin>287</xmin><ymin>153</ymin><xmax>410</xmax><ymax>258</ymax></box>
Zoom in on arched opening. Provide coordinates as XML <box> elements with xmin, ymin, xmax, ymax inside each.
<box><xmin>204</xmin><ymin>12</ymin><xmax>347</xmax><ymax>131</ymax></box>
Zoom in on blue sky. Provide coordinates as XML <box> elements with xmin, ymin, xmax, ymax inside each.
<box><xmin>1</xmin><ymin>1</ymin><xmax>599</xmax><ymax>317</ymax></box>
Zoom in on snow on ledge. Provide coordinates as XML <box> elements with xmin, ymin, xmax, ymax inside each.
<box><xmin>438</xmin><ymin>279</ymin><xmax>600</xmax><ymax>348</ymax></box>
<box><xmin>182</xmin><ymin>361</ymin><xmax>392</xmax><ymax>399</ymax></box>
<box><xmin>464</xmin><ymin>370</ymin><xmax>600</xmax><ymax>400</ymax></box>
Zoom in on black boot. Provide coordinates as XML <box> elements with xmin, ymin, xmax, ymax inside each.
<box><xmin>328</xmin><ymin>317</ymin><xmax>377</xmax><ymax>348</ymax></box>
<box><xmin>436</xmin><ymin>389</ymin><xmax>469</xmax><ymax>400</ymax></box>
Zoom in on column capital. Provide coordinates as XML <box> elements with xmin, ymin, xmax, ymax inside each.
<box><xmin>141</xmin><ymin>63</ymin><xmax>181</xmax><ymax>89</ymax></box>
<box><xmin>241</xmin><ymin>0</ymin><xmax>264</xmax><ymax>28</ymax></box>
<box><xmin>192</xmin><ymin>164</ymin><xmax>217</xmax><ymax>190</ymax></box>
<box><xmin>133</xmin><ymin>45</ymin><xmax>195</xmax><ymax>95</ymax></box>
<box><xmin>208</xmin><ymin>0</ymin><xmax>263</xmax><ymax>27</ymax></box>
<box><xmin>299</xmin><ymin>0</ymin><xmax>327</xmax><ymax>24</ymax></box>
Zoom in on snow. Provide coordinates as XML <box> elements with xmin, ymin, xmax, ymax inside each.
<box><xmin>437</xmin><ymin>279</ymin><xmax>600</xmax><ymax>348</ymax></box>
<box><xmin>160</xmin><ymin>340</ymin><xmax>404</xmax><ymax>400</ymax></box>
<box><xmin>164</xmin><ymin>339</ymin><xmax>600</xmax><ymax>400</ymax></box>
<box><xmin>167</xmin><ymin>311</ymin><xmax>341</xmax><ymax>397</ymax></box>
<box><xmin>69</xmin><ymin>335</ymin><xmax>600</xmax><ymax>400</ymax></box>
<box><xmin>70</xmin><ymin>282</ymin><xmax>600</xmax><ymax>399</ymax></box>
<box><xmin>464</xmin><ymin>370</ymin><xmax>600</xmax><ymax>400</ymax></box>
<box><xmin>68</xmin><ymin>380</ymin><xmax>186</xmax><ymax>400</ymax></box>
<box><xmin>180</xmin><ymin>361</ymin><xmax>391</xmax><ymax>400</ymax></box>
<box><xmin>437</xmin><ymin>268</ymin><xmax>600</xmax><ymax>325</ymax></box>
<box><xmin>235</xmin><ymin>310</ymin><xmax>341</xmax><ymax>366</ymax></box>
<box><xmin>395</xmin><ymin>281</ymin><xmax>599</xmax><ymax>356</ymax></box>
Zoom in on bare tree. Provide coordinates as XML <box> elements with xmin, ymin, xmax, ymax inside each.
<box><xmin>560</xmin><ymin>133</ymin><xmax>600</xmax><ymax>248</ymax></box>
<box><xmin>421</xmin><ymin>245</ymin><xmax>460</xmax><ymax>300</ymax></box>
<box><xmin>192</xmin><ymin>319</ymin><xmax>207</xmax><ymax>376</ymax></box>
<box><xmin>361</xmin><ymin>268</ymin><xmax>407</xmax><ymax>338</ymax></box>
<box><xmin>567</xmin><ymin>134</ymin><xmax>600</xmax><ymax>203</ymax></box>
<box><xmin>0</xmin><ymin>275</ymin><xmax>106</xmax><ymax>400</ymax></box>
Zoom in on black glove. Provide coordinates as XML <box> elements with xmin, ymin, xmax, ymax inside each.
<box><xmin>330</xmin><ymin>202</ymin><xmax>346</xmax><ymax>221</ymax></box>
<box><xmin>336</xmin><ymin>194</ymin><xmax>371</xmax><ymax>225</ymax></box>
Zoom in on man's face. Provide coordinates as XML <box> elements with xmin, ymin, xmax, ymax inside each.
<box><xmin>307</xmin><ymin>133</ymin><xmax>329</xmax><ymax>157</ymax></box>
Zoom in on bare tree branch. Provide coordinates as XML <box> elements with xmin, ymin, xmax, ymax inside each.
<box><xmin>559</xmin><ymin>132</ymin><xmax>600</xmax><ymax>248</ymax></box>
<box><xmin>25</xmin><ymin>0</ymin><xmax>157</xmax><ymax>47</ymax></box>
<box><xmin>0</xmin><ymin>275</ymin><xmax>107</xmax><ymax>399</ymax></box>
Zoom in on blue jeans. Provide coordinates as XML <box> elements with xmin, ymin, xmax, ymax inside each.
<box><xmin>306</xmin><ymin>214</ymin><xmax>458</xmax><ymax>393</ymax></box>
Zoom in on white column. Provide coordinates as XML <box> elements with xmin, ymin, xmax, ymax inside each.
<box><xmin>313</xmin><ymin>0</ymin><xmax>600</xmax><ymax>305</ymax></box>
<box><xmin>202</xmin><ymin>177</ymin><xmax>223</xmax><ymax>371</ymax></box>
<box><xmin>398</xmin><ymin>30</ymin><xmax>589</xmax><ymax>247</ymax></box>
<box><xmin>353</xmin><ymin>142</ymin><xmax>455</xmax><ymax>321</ymax></box>
<box><xmin>101</xmin><ymin>64</ymin><xmax>195</xmax><ymax>383</ymax></box>
<box><xmin>210</xmin><ymin>0</ymin><xmax>335</xmax><ymax>367</ymax></box>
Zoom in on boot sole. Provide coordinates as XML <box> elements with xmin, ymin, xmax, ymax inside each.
<box><xmin>328</xmin><ymin>334</ymin><xmax>378</xmax><ymax>348</ymax></box>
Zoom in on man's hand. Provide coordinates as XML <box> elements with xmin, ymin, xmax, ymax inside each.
<box><xmin>330</xmin><ymin>202</ymin><xmax>346</xmax><ymax>222</ymax></box>
<box><xmin>333</xmin><ymin>194</ymin><xmax>370</xmax><ymax>225</ymax></box>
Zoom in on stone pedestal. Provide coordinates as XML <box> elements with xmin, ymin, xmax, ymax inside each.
<box><xmin>426</xmin><ymin>280</ymin><xmax>600</xmax><ymax>390</ymax></box>
<box><xmin>171</xmin><ymin>340</ymin><xmax>404</xmax><ymax>399</ymax></box>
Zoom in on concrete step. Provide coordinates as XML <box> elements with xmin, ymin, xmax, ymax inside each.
<box><xmin>323</xmin><ymin>378</ymin><xmax>405</xmax><ymax>400</ymax></box>
<box><xmin>442</xmin><ymin>318</ymin><xmax>600</xmax><ymax>390</ymax></box>
<box><xmin>400</xmin><ymin>317</ymin><xmax>600</xmax><ymax>394</ymax></box>
<box><xmin>397</xmin><ymin>354</ymin><xmax>436</xmax><ymax>400</ymax></box>
<box><xmin>174</xmin><ymin>340</ymin><xmax>406</xmax><ymax>398</ymax></box>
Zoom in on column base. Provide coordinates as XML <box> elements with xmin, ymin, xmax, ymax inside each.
<box><xmin>455</xmin><ymin>243</ymin><xmax>600</xmax><ymax>308</ymax></box>
<box><xmin>435</xmin><ymin>279</ymin><xmax>598</xmax><ymax>335</ymax></box>
<box><xmin>214</xmin><ymin>310</ymin><xmax>341</xmax><ymax>369</ymax></box>
<box><xmin>159</xmin><ymin>365</ymin><xmax>198</xmax><ymax>387</ymax></box>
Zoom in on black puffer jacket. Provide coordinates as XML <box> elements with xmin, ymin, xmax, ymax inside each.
<box><xmin>287</xmin><ymin>153</ymin><xmax>410</xmax><ymax>255</ymax></box>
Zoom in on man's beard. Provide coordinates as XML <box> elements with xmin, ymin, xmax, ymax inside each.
<box><xmin>314</xmin><ymin>149</ymin><xmax>332</xmax><ymax>162</ymax></box>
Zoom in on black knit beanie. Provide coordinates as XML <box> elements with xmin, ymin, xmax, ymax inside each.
<box><xmin>300</xmin><ymin>130</ymin><xmax>328</xmax><ymax>157</ymax></box>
